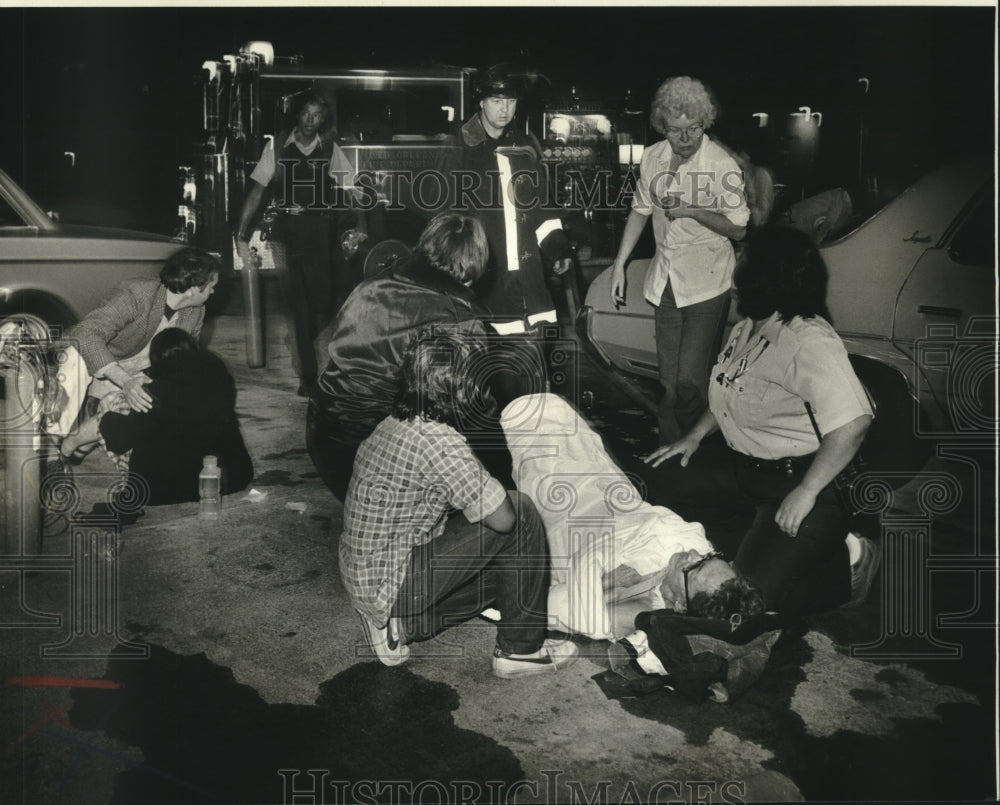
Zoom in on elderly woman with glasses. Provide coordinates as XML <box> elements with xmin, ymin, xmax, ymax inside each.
<box><xmin>609</xmin><ymin>76</ymin><xmax>749</xmax><ymax>446</ymax></box>
<box><xmin>642</xmin><ymin>227</ymin><xmax>878</xmax><ymax>619</ymax></box>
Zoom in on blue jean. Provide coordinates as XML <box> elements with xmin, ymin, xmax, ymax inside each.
<box><xmin>390</xmin><ymin>491</ymin><xmax>551</xmax><ymax>654</ymax></box>
<box><xmin>653</xmin><ymin>284</ymin><xmax>730</xmax><ymax>445</ymax></box>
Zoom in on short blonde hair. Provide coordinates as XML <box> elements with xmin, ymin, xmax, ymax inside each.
<box><xmin>649</xmin><ymin>76</ymin><xmax>718</xmax><ymax>135</ymax></box>
<box><xmin>416</xmin><ymin>213</ymin><xmax>489</xmax><ymax>284</ymax></box>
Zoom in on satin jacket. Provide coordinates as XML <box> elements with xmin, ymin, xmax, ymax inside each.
<box><xmin>313</xmin><ymin>254</ymin><xmax>489</xmax><ymax>443</ymax></box>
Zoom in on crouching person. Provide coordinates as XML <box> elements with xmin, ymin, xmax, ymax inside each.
<box><xmin>339</xmin><ymin>328</ymin><xmax>578</xmax><ymax>678</ymax></box>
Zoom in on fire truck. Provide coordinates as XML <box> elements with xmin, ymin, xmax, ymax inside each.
<box><xmin>179</xmin><ymin>41</ymin><xmax>640</xmax><ymax>366</ymax></box>
<box><xmin>177</xmin><ymin>41</ymin><xmax>635</xmax><ymax>323</ymax></box>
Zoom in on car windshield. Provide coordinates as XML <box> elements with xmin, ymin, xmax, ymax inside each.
<box><xmin>0</xmin><ymin>170</ymin><xmax>54</xmax><ymax>230</ymax></box>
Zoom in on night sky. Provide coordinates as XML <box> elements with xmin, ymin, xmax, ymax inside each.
<box><xmin>2</xmin><ymin>4</ymin><xmax>995</xmax><ymax>234</ymax></box>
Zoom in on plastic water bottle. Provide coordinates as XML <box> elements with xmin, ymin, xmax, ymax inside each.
<box><xmin>198</xmin><ymin>455</ymin><xmax>222</xmax><ymax>520</ymax></box>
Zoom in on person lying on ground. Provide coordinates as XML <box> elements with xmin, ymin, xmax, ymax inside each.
<box><xmin>500</xmin><ymin>392</ymin><xmax>766</xmax><ymax>641</ymax></box>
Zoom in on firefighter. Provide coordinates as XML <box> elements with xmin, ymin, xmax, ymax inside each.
<box><xmin>458</xmin><ymin>63</ymin><xmax>574</xmax><ymax>337</ymax></box>
<box><xmin>235</xmin><ymin>91</ymin><xmax>364</xmax><ymax>396</ymax></box>
<box><xmin>457</xmin><ymin>64</ymin><xmax>577</xmax><ymax>413</ymax></box>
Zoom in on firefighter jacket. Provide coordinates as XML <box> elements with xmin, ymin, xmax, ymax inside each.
<box><xmin>459</xmin><ymin>114</ymin><xmax>572</xmax><ymax>330</ymax></box>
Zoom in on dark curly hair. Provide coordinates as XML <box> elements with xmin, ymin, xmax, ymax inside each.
<box><xmin>149</xmin><ymin>327</ymin><xmax>198</xmax><ymax>367</ymax></box>
<box><xmin>688</xmin><ymin>575</ymin><xmax>766</xmax><ymax>621</ymax></box>
<box><xmin>733</xmin><ymin>226</ymin><xmax>832</xmax><ymax>323</ymax></box>
<box><xmin>160</xmin><ymin>247</ymin><xmax>222</xmax><ymax>293</ymax></box>
<box><xmin>392</xmin><ymin>327</ymin><xmax>496</xmax><ymax>432</ymax></box>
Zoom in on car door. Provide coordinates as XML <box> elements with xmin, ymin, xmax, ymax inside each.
<box><xmin>893</xmin><ymin>185</ymin><xmax>994</xmax><ymax>343</ymax></box>
<box><xmin>892</xmin><ymin>183</ymin><xmax>995</xmax><ymax>435</ymax></box>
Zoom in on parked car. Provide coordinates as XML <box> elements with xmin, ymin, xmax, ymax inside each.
<box><xmin>0</xmin><ymin>168</ymin><xmax>183</xmax><ymax>330</ymax></box>
<box><xmin>579</xmin><ymin>158</ymin><xmax>995</xmax><ymax>441</ymax></box>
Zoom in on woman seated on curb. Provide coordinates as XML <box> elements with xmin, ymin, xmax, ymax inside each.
<box><xmin>639</xmin><ymin>226</ymin><xmax>880</xmax><ymax>618</ymax></box>
<box><xmin>339</xmin><ymin>329</ymin><xmax>578</xmax><ymax>678</ymax></box>
<box><xmin>58</xmin><ymin>328</ymin><xmax>253</xmax><ymax>506</ymax></box>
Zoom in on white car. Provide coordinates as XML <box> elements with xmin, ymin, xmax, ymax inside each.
<box><xmin>580</xmin><ymin>158</ymin><xmax>995</xmax><ymax>442</ymax></box>
<box><xmin>1</xmin><ymin>168</ymin><xmax>183</xmax><ymax>329</ymax></box>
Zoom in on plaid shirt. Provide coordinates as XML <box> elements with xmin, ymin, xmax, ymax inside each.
<box><xmin>339</xmin><ymin>416</ymin><xmax>507</xmax><ymax>624</ymax></box>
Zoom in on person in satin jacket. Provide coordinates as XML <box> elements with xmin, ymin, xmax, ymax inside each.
<box><xmin>306</xmin><ymin>212</ymin><xmax>491</xmax><ymax>500</ymax></box>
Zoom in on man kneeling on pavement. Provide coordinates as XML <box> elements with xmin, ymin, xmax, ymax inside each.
<box><xmin>339</xmin><ymin>328</ymin><xmax>578</xmax><ymax>679</ymax></box>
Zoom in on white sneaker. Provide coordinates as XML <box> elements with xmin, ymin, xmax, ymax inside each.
<box><xmin>492</xmin><ymin>638</ymin><xmax>579</xmax><ymax>679</ymax></box>
<box><xmin>357</xmin><ymin>611</ymin><xmax>409</xmax><ymax>666</ymax></box>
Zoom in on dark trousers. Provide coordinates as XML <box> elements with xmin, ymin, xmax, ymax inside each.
<box><xmin>274</xmin><ymin>214</ymin><xmax>335</xmax><ymax>383</ymax></box>
<box><xmin>653</xmin><ymin>285</ymin><xmax>730</xmax><ymax>445</ymax></box>
<box><xmin>638</xmin><ymin>437</ymin><xmax>851</xmax><ymax>617</ymax></box>
<box><xmin>390</xmin><ymin>491</ymin><xmax>550</xmax><ymax>655</ymax></box>
<box><xmin>274</xmin><ymin>214</ymin><xmax>361</xmax><ymax>384</ymax></box>
<box><xmin>305</xmin><ymin>400</ymin><xmax>359</xmax><ymax>502</ymax></box>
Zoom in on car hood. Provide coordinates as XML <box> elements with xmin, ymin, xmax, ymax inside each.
<box><xmin>49</xmin><ymin>223</ymin><xmax>179</xmax><ymax>243</ymax></box>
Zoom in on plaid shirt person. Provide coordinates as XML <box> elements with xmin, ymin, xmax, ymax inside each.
<box><xmin>339</xmin><ymin>416</ymin><xmax>506</xmax><ymax>626</ymax></box>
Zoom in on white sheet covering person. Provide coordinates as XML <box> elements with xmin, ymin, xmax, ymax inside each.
<box><xmin>500</xmin><ymin>393</ymin><xmax>712</xmax><ymax>640</ymax></box>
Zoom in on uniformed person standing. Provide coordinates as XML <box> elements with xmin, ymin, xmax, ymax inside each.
<box><xmin>235</xmin><ymin>91</ymin><xmax>363</xmax><ymax>396</ymax></box>
<box><xmin>459</xmin><ymin>64</ymin><xmax>573</xmax><ymax>336</ymax></box>
<box><xmin>458</xmin><ymin>65</ymin><xmax>575</xmax><ymax>410</ymax></box>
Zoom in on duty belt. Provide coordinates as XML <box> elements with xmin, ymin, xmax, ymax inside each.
<box><xmin>738</xmin><ymin>453</ymin><xmax>815</xmax><ymax>475</ymax></box>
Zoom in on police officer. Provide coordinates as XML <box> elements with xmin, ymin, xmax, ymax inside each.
<box><xmin>235</xmin><ymin>91</ymin><xmax>363</xmax><ymax>396</ymax></box>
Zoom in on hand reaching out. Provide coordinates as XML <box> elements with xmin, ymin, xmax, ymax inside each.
<box><xmin>643</xmin><ymin>435</ymin><xmax>702</xmax><ymax>468</ymax></box>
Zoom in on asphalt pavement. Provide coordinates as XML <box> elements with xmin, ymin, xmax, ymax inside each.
<box><xmin>1</xmin><ymin>276</ymin><xmax>996</xmax><ymax>804</ymax></box>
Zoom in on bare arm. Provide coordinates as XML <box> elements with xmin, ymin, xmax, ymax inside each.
<box><xmin>482</xmin><ymin>492</ymin><xmax>516</xmax><ymax>534</ymax></box>
<box><xmin>775</xmin><ymin>414</ymin><xmax>871</xmax><ymax>536</ymax></box>
<box><xmin>234</xmin><ymin>181</ymin><xmax>267</xmax><ymax>268</ymax></box>
<box><xmin>236</xmin><ymin>181</ymin><xmax>267</xmax><ymax>243</ymax></box>
<box><xmin>609</xmin><ymin>209</ymin><xmax>651</xmax><ymax>306</ymax></box>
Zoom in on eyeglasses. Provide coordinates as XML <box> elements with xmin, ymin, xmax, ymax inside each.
<box><xmin>682</xmin><ymin>551</ymin><xmax>723</xmax><ymax>611</ymax></box>
<box><xmin>665</xmin><ymin>123</ymin><xmax>704</xmax><ymax>140</ymax></box>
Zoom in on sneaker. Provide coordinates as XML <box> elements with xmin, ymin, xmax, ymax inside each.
<box><xmin>479</xmin><ymin>607</ymin><xmax>502</xmax><ymax>623</ymax></box>
<box><xmin>843</xmin><ymin>536</ymin><xmax>881</xmax><ymax>608</ymax></box>
<box><xmin>492</xmin><ymin>638</ymin><xmax>579</xmax><ymax>679</ymax></box>
<box><xmin>357</xmin><ymin>611</ymin><xmax>409</xmax><ymax>666</ymax></box>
